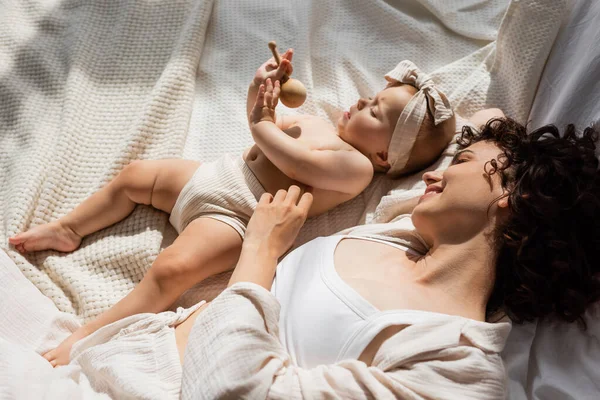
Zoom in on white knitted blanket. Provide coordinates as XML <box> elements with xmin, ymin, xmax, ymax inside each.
<box><xmin>0</xmin><ymin>0</ymin><xmax>566</xmax><ymax>320</ymax></box>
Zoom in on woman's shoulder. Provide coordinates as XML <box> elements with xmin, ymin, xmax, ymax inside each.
<box><xmin>338</xmin><ymin>216</ymin><xmax>429</xmax><ymax>254</ymax></box>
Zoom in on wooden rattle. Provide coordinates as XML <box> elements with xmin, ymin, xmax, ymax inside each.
<box><xmin>268</xmin><ymin>41</ymin><xmax>307</xmax><ymax>108</ymax></box>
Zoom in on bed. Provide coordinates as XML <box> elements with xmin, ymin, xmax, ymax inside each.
<box><xmin>0</xmin><ymin>0</ymin><xmax>597</xmax><ymax>398</ymax></box>
<box><xmin>502</xmin><ymin>0</ymin><xmax>600</xmax><ymax>398</ymax></box>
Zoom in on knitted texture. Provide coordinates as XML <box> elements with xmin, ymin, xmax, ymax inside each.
<box><xmin>0</xmin><ymin>0</ymin><xmax>215</xmax><ymax>320</ymax></box>
<box><xmin>1</xmin><ymin>0</ymin><xmax>566</xmax><ymax>318</ymax></box>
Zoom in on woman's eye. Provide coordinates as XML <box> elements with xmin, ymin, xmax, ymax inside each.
<box><xmin>455</xmin><ymin>158</ymin><xmax>467</xmax><ymax>164</ymax></box>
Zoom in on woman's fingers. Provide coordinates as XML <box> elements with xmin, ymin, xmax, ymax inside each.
<box><xmin>259</xmin><ymin>192</ymin><xmax>273</xmax><ymax>205</ymax></box>
<box><xmin>267</xmin><ymin>185</ymin><xmax>312</xmax><ymax>217</ymax></box>
<box><xmin>273</xmin><ymin>189</ymin><xmax>287</xmax><ymax>203</ymax></box>
<box><xmin>285</xmin><ymin>185</ymin><xmax>302</xmax><ymax>204</ymax></box>
<box><xmin>278</xmin><ymin>185</ymin><xmax>313</xmax><ymax>206</ymax></box>
<box><xmin>297</xmin><ymin>192</ymin><xmax>314</xmax><ymax>216</ymax></box>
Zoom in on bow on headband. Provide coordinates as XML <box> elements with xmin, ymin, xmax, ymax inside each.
<box><xmin>384</xmin><ymin>60</ymin><xmax>454</xmax><ymax>177</ymax></box>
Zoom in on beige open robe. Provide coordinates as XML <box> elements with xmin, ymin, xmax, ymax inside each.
<box><xmin>181</xmin><ymin>282</ymin><xmax>511</xmax><ymax>399</ymax></box>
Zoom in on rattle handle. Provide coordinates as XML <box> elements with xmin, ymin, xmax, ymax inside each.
<box><xmin>268</xmin><ymin>41</ymin><xmax>282</xmax><ymax>65</ymax></box>
<box><xmin>268</xmin><ymin>41</ymin><xmax>289</xmax><ymax>83</ymax></box>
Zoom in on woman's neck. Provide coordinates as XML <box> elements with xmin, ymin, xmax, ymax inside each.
<box><xmin>413</xmin><ymin>233</ymin><xmax>496</xmax><ymax>321</ymax></box>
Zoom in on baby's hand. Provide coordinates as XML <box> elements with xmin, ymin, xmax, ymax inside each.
<box><xmin>250</xmin><ymin>78</ymin><xmax>280</xmax><ymax>126</ymax></box>
<box><xmin>253</xmin><ymin>49</ymin><xmax>293</xmax><ymax>86</ymax></box>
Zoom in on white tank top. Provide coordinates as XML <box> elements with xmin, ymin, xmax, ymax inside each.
<box><xmin>271</xmin><ymin>234</ymin><xmax>419</xmax><ymax>368</ymax></box>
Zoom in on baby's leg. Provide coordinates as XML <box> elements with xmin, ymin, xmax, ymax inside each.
<box><xmin>9</xmin><ymin>159</ymin><xmax>200</xmax><ymax>253</ymax></box>
<box><xmin>43</xmin><ymin>217</ymin><xmax>242</xmax><ymax>367</ymax></box>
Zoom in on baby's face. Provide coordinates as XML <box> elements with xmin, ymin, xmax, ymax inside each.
<box><xmin>337</xmin><ymin>84</ymin><xmax>416</xmax><ymax>159</ymax></box>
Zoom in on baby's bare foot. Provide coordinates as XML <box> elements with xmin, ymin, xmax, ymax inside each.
<box><xmin>42</xmin><ymin>330</ymin><xmax>84</xmax><ymax>367</ymax></box>
<box><xmin>9</xmin><ymin>221</ymin><xmax>82</xmax><ymax>253</ymax></box>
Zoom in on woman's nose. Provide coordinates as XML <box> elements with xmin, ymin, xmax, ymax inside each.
<box><xmin>422</xmin><ymin>170</ymin><xmax>443</xmax><ymax>185</ymax></box>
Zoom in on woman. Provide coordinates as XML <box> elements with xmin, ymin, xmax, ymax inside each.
<box><xmin>2</xmin><ymin>117</ymin><xmax>598</xmax><ymax>399</ymax></box>
<box><xmin>178</xmin><ymin>117</ymin><xmax>600</xmax><ymax>399</ymax></box>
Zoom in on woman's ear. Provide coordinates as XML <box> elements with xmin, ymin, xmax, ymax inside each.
<box><xmin>373</xmin><ymin>151</ymin><xmax>391</xmax><ymax>172</ymax></box>
<box><xmin>497</xmin><ymin>192</ymin><xmax>511</xmax><ymax>209</ymax></box>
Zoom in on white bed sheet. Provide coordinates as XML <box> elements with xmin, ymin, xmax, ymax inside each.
<box><xmin>528</xmin><ymin>0</ymin><xmax>600</xmax><ymax>133</ymax></box>
<box><xmin>502</xmin><ymin>1</ymin><xmax>600</xmax><ymax>398</ymax></box>
<box><xmin>0</xmin><ymin>0</ymin><xmax>579</xmax><ymax>397</ymax></box>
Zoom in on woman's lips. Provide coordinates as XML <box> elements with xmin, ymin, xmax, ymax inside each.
<box><xmin>344</xmin><ymin>111</ymin><xmax>350</xmax><ymax>120</ymax></box>
<box><xmin>418</xmin><ymin>191</ymin><xmax>440</xmax><ymax>203</ymax></box>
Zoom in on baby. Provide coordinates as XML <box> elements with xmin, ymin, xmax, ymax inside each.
<box><xmin>9</xmin><ymin>52</ymin><xmax>458</xmax><ymax>366</ymax></box>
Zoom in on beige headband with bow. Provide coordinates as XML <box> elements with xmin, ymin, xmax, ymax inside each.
<box><xmin>385</xmin><ymin>60</ymin><xmax>454</xmax><ymax>177</ymax></box>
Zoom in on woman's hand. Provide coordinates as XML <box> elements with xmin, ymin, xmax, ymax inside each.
<box><xmin>246</xmin><ymin>185</ymin><xmax>313</xmax><ymax>258</ymax></box>
<box><xmin>250</xmin><ymin>78</ymin><xmax>281</xmax><ymax>126</ymax></box>
<box><xmin>228</xmin><ymin>185</ymin><xmax>313</xmax><ymax>289</ymax></box>
<box><xmin>253</xmin><ymin>49</ymin><xmax>293</xmax><ymax>87</ymax></box>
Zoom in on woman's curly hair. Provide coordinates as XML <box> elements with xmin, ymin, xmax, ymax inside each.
<box><xmin>458</xmin><ymin>118</ymin><xmax>600</xmax><ymax>326</ymax></box>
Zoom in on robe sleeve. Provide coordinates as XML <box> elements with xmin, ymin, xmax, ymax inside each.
<box><xmin>181</xmin><ymin>282</ymin><xmax>508</xmax><ymax>400</ymax></box>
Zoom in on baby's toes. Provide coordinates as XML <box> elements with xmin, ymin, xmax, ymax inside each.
<box><xmin>8</xmin><ymin>234</ymin><xmax>25</xmax><ymax>245</ymax></box>
<box><xmin>43</xmin><ymin>349</ymin><xmax>56</xmax><ymax>361</ymax></box>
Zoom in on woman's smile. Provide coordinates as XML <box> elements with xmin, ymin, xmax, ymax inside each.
<box><xmin>419</xmin><ymin>184</ymin><xmax>443</xmax><ymax>203</ymax></box>
<box><xmin>418</xmin><ymin>190</ymin><xmax>440</xmax><ymax>203</ymax></box>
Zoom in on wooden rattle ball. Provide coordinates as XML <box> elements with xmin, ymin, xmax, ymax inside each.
<box><xmin>278</xmin><ymin>78</ymin><xmax>307</xmax><ymax>108</ymax></box>
<box><xmin>268</xmin><ymin>41</ymin><xmax>307</xmax><ymax>108</ymax></box>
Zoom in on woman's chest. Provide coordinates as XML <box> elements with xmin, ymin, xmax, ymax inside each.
<box><xmin>274</xmin><ymin>236</ymin><xmax>432</xmax><ymax>367</ymax></box>
<box><xmin>334</xmin><ymin>238</ymin><xmax>434</xmax><ymax>312</ymax></box>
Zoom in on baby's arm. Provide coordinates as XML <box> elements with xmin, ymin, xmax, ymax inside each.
<box><xmin>248</xmin><ymin>49</ymin><xmax>299</xmax><ymax>131</ymax></box>
<box><xmin>250</xmin><ymin>80</ymin><xmax>373</xmax><ymax>195</ymax></box>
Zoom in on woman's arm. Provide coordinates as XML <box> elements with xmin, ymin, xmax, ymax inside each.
<box><xmin>181</xmin><ymin>187</ymin><xmax>508</xmax><ymax>399</ymax></box>
<box><xmin>181</xmin><ymin>282</ymin><xmax>508</xmax><ymax>400</ymax></box>
<box><xmin>228</xmin><ymin>185</ymin><xmax>313</xmax><ymax>290</ymax></box>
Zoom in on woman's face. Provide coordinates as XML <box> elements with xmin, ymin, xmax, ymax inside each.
<box><xmin>412</xmin><ymin>140</ymin><xmax>510</xmax><ymax>246</ymax></box>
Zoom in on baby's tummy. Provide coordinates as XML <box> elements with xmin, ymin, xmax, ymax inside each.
<box><xmin>243</xmin><ymin>145</ymin><xmax>354</xmax><ymax>217</ymax></box>
<box><xmin>244</xmin><ymin>145</ymin><xmax>299</xmax><ymax>195</ymax></box>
